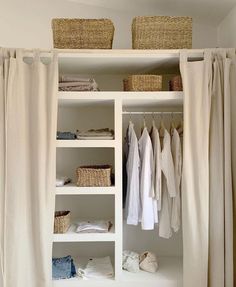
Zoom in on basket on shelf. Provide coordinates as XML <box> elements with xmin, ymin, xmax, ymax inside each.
<box><xmin>123</xmin><ymin>75</ymin><xmax>162</xmax><ymax>91</ymax></box>
<box><xmin>76</xmin><ymin>165</ymin><xmax>112</xmax><ymax>187</ymax></box>
<box><xmin>169</xmin><ymin>75</ymin><xmax>183</xmax><ymax>91</ymax></box>
<box><xmin>132</xmin><ymin>16</ymin><xmax>192</xmax><ymax>49</ymax></box>
<box><xmin>54</xmin><ymin>211</ymin><xmax>71</xmax><ymax>234</ymax></box>
<box><xmin>52</xmin><ymin>18</ymin><xmax>115</xmax><ymax>49</ymax></box>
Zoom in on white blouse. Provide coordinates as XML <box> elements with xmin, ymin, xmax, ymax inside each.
<box><xmin>159</xmin><ymin>129</ymin><xmax>176</xmax><ymax>238</ymax></box>
<box><xmin>125</xmin><ymin>122</ymin><xmax>141</xmax><ymax>225</ymax></box>
<box><xmin>139</xmin><ymin>127</ymin><xmax>158</xmax><ymax>230</ymax></box>
<box><xmin>171</xmin><ymin>128</ymin><xmax>182</xmax><ymax>232</ymax></box>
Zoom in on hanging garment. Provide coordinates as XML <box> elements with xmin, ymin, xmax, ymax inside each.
<box><xmin>159</xmin><ymin>129</ymin><xmax>176</xmax><ymax>239</ymax></box>
<box><xmin>0</xmin><ymin>49</ymin><xmax>58</xmax><ymax>287</ymax></box>
<box><xmin>171</xmin><ymin>128</ymin><xmax>182</xmax><ymax>233</ymax></box>
<box><xmin>139</xmin><ymin>127</ymin><xmax>158</xmax><ymax>230</ymax></box>
<box><xmin>125</xmin><ymin>122</ymin><xmax>141</xmax><ymax>225</ymax></box>
<box><xmin>150</xmin><ymin>121</ymin><xmax>162</xmax><ymax>209</ymax></box>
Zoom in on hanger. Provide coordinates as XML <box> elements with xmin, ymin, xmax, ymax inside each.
<box><xmin>159</xmin><ymin>112</ymin><xmax>165</xmax><ymax>138</ymax></box>
<box><xmin>141</xmin><ymin>112</ymin><xmax>147</xmax><ymax>135</ymax></box>
<box><xmin>170</xmin><ymin>112</ymin><xmax>176</xmax><ymax>136</ymax></box>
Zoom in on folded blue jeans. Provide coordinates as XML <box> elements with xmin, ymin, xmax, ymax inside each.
<box><xmin>52</xmin><ymin>255</ymin><xmax>76</xmax><ymax>280</ymax></box>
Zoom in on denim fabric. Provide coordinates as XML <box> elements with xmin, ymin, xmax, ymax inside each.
<box><xmin>57</xmin><ymin>132</ymin><xmax>76</xmax><ymax>140</ymax></box>
<box><xmin>52</xmin><ymin>255</ymin><xmax>76</xmax><ymax>280</ymax></box>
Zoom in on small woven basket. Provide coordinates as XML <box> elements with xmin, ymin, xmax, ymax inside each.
<box><xmin>76</xmin><ymin>165</ymin><xmax>112</xmax><ymax>187</ymax></box>
<box><xmin>124</xmin><ymin>75</ymin><xmax>162</xmax><ymax>91</ymax></box>
<box><xmin>54</xmin><ymin>211</ymin><xmax>71</xmax><ymax>234</ymax></box>
<box><xmin>52</xmin><ymin>18</ymin><xmax>115</xmax><ymax>49</ymax></box>
<box><xmin>169</xmin><ymin>75</ymin><xmax>183</xmax><ymax>91</ymax></box>
<box><xmin>132</xmin><ymin>16</ymin><xmax>192</xmax><ymax>49</ymax></box>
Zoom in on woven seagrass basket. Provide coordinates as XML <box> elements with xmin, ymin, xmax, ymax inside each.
<box><xmin>52</xmin><ymin>18</ymin><xmax>114</xmax><ymax>49</ymax></box>
<box><xmin>132</xmin><ymin>16</ymin><xmax>192</xmax><ymax>49</ymax></box>
<box><xmin>169</xmin><ymin>75</ymin><xmax>183</xmax><ymax>91</ymax></box>
<box><xmin>54</xmin><ymin>211</ymin><xmax>71</xmax><ymax>234</ymax></box>
<box><xmin>123</xmin><ymin>75</ymin><xmax>162</xmax><ymax>91</ymax></box>
<box><xmin>76</xmin><ymin>165</ymin><xmax>112</xmax><ymax>187</ymax></box>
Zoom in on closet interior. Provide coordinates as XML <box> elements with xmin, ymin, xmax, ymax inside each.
<box><xmin>54</xmin><ymin>49</ymin><xmax>202</xmax><ymax>287</ymax></box>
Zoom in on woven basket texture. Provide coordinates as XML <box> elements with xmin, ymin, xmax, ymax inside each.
<box><xmin>77</xmin><ymin>165</ymin><xmax>112</xmax><ymax>187</ymax></box>
<box><xmin>52</xmin><ymin>18</ymin><xmax>114</xmax><ymax>49</ymax></box>
<box><xmin>132</xmin><ymin>16</ymin><xmax>192</xmax><ymax>49</ymax></box>
<box><xmin>124</xmin><ymin>75</ymin><xmax>162</xmax><ymax>91</ymax></box>
<box><xmin>169</xmin><ymin>75</ymin><xmax>183</xmax><ymax>91</ymax></box>
<box><xmin>54</xmin><ymin>211</ymin><xmax>71</xmax><ymax>234</ymax></box>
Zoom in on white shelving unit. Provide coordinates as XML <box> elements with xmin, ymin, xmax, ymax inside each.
<box><xmin>53</xmin><ymin>49</ymin><xmax>202</xmax><ymax>287</ymax></box>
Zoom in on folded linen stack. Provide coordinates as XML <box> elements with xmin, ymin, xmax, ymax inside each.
<box><xmin>76</xmin><ymin>128</ymin><xmax>114</xmax><ymax>140</ymax></box>
<box><xmin>52</xmin><ymin>255</ymin><xmax>76</xmax><ymax>280</ymax></box>
<box><xmin>76</xmin><ymin>220</ymin><xmax>112</xmax><ymax>233</ymax></box>
<box><xmin>59</xmin><ymin>75</ymin><xmax>99</xmax><ymax>91</ymax></box>
<box><xmin>78</xmin><ymin>256</ymin><xmax>114</xmax><ymax>279</ymax></box>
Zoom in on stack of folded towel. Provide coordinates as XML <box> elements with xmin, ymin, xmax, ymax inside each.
<box><xmin>75</xmin><ymin>220</ymin><xmax>112</xmax><ymax>233</ymax></box>
<box><xmin>76</xmin><ymin>128</ymin><xmax>114</xmax><ymax>140</ymax></box>
<box><xmin>59</xmin><ymin>75</ymin><xmax>99</xmax><ymax>91</ymax></box>
<box><xmin>78</xmin><ymin>256</ymin><xmax>114</xmax><ymax>279</ymax></box>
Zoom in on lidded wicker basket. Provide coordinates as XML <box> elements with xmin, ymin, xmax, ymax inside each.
<box><xmin>132</xmin><ymin>16</ymin><xmax>192</xmax><ymax>49</ymax></box>
<box><xmin>52</xmin><ymin>18</ymin><xmax>115</xmax><ymax>49</ymax></box>
<box><xmin>76</xmin><ymin>165</ymin><xmax>112</xmax><ymax>187</ymax></box>
<box><xmin>123</xmin><ymin>75</ymin><xmax>162</xmax><ymax>91</ymax></box>
<box><xmin>54</xmin><ymin>211</ymin><xmax>71</xmax><ymax>234</ymax></box>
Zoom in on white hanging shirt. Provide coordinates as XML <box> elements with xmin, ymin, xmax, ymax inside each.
<box><xmin>159</xmin><ymin>129</ymin><xmax>176</xmax><ymax>238</ymax></box>
<box><xmin>171</xmin><ymin>128</ymin><xmax>182</xmax><ymax>232</ymax></box>
<box><xmin>125</xmin><ymin>122</ymin><xmax>141</xmax><ymax>225</ymax></box>
<box><xmin>139</xmin><ymin>127</ymin><xmax>158</xmax><ymax>230</ymax></box>
<box><xmin>151</xmin><ymin>122</ymin><xmax>162</xmax><ymax>210</ymax></box>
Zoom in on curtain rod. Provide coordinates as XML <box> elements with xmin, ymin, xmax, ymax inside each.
<box><xmin>122</xmin><ymin>111</ymin><xmax>183</xmax><ymax>115</ymax></box>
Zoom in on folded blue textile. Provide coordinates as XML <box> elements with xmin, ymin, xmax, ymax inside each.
<box><xmin>52</xmin><ymin>255</ymin><xmax>76</xmax><ymax>280</ymax></box>
<box><xmin>57</xmin><ymin>132</ymin><xmax>76</xmax><ymax>140</ymax></box>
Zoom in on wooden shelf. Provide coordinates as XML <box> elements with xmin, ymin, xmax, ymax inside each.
<box><xmin>56</xmin><ymin>184</ymin><xmax>116</xmax><ymax>195</ymax></box>
<box><xmin>58</xmin><ymin>91</ymin><xmax>183</xmax><ymax>110</ymax></box>
<box><xmin>53</xmin><ymin>224</ymin><xmax>115</xmax><ymax>242</ymax></box>
<box><xmin>58</xmin><ymin>49</ymin><xmax>203</xmax><ymax>74</ymax></box>
<box><xmin>56</xmin><ymin>140</ymin><xmax>115</xmax><ymax>148</ymax></box>
<box><xmin>52</xmin><ymin>257</ymin><xmax>182</xmax><ymax>287</ymax></box>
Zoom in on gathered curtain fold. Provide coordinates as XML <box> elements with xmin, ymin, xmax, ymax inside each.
<box><xmin>180</xmin><ymin>49</ymin><xmax>236</xmax><ymax>287</ymax></box>
<box><xmin>0</xmin><ymin>48</ymin><xmax>58</xmax><ymax>287</ymax></box>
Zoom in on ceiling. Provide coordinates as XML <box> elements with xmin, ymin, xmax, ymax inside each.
<box><xmin>67</xmin><ymin>0</ymin><xmax>236</xmax><ymax>25</ymax></box>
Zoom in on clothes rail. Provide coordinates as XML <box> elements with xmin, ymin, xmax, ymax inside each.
<box><xmin>122</xmin><ymin>111</ymin><xmax>183</xmax><ymax>115</ymax></box>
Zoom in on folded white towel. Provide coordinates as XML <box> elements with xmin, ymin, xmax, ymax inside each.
<box><xmin>76</xmin><ymin>220</ymin><xmax>111</xmax><ymax>233</ymax></box>
<box><xmin>78</xmin><ymin>256</ymin><xmax>114</xmax><ymax>279</ymax></box>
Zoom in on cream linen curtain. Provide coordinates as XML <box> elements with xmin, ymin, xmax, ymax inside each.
<box><xmin>0</xmin><ymin>48</ymin><xmax>58</xmax><ymax>287</ymax></box>
<box><xmin>180</xmin><ymin>49</ymin><xmax>236</xmax><ymax>287</ymax></box>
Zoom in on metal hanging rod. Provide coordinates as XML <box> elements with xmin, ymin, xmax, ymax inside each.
<box><xmin>122</xmin><ymin>111</ymin><xmax>183</xmax><ymax>115</ymax></box>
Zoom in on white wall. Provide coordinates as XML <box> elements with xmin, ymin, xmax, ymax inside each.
<box><xmin>218</xmin><ymin>4</ymin><xmax>236</xmax><ymax>47</ymax></box>
<box><xmin>0</xmin><ymin>0</ymin><xmax>217</xmax><ymax>49</ymax></box>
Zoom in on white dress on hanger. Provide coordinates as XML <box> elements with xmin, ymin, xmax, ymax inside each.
<box><xmin>159</xmin><ymin>129</ymin><xmax>176</xmax><ymax>238</ymax></box>
<box><xmin>171</xmin><ymin>128</ymin><xmax>182</xmax><ymax>232</ymax></box>
<box><xmin>139</xmin><ymin>127</ymin><xmax>158</xmax><ymax>230</ymax></box>
<box><xmin>151</xmin><ymin>121</ymin><xmax>162</xmax><ymax>210</ymax></box>
<box><xmin>125</xmin><ymin>121</ymin><xmax>141</xmax><ymax>225</ymax></box>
